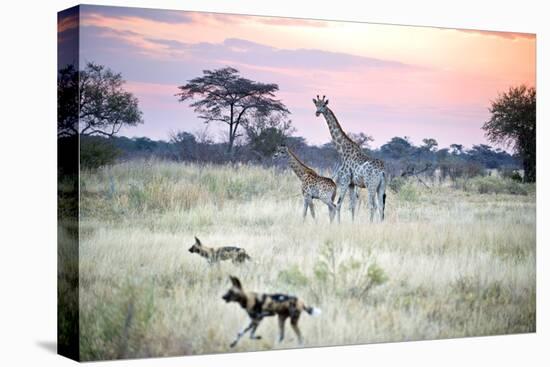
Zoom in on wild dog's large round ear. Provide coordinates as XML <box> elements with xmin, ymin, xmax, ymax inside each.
<box><xmin>312</xmin><ymin>98</ymin><xmax>316</xmax><ymax>103</ymax></box>
<box><xmin>229</xmin><ymin>275</ymin><xmax>242</xmax><ymax>289</ymax></box>
<box><xmin>325</xmin><ymin>99</ymin><xmax>329</xmax><ymax>105</ymax></box>
<box><xmin>194</xmin><ymin>236</ymin><xmax>202</xmax><ymax>246</ymax></box>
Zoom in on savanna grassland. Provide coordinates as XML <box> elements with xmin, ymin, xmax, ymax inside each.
<box><xmin>71</xmin><ymin>160</ymin><xmax>536</xmax><ymax>360</ymax></box>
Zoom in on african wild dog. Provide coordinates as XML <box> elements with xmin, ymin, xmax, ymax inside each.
<box><xmin>188</xmin><ymin>237</ymin><xmax>251</xmax><ymax>264</ymax></box>
<box><xmin>222</xmin><ymin>276</ymin><xmax>321</xmax><ymax>347</ymax></box>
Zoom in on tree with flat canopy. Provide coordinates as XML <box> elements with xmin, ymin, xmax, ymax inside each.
<box><xmin>483</xmin><ymin>85</ymin><xmax>536</xmax><ymax>182</ymax></box>
<box><xmin>176</xmin><ymin>67</ymin><xmax>289</xmax><ymax>156</ymax></box>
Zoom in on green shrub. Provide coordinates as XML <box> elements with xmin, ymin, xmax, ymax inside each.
<box><xmin>500</xmin><ymin>168</ymin><xmax>523</xmax><ymax>182</ymax></box>
<box><xmin>313</xmin><ymin>240</ymin><xmax>387</xmax><ymax>299</ymax></box>
<box><xmin>459</xmin><ymin>176</ymin><xmax>532</xmax><ymax>195</ymax></box>
<box><xmin>389</xmin><ymin>176</ymin><xmax>406</xmax><ymax>193</ymax></box>
<box><xmin>80</xmin><ymin>282</ymin><xmax>156</xmax><ymax>360</ymax></box>
<box><xmin>277</xmin><ymin>265</ymin><xmax>309</xmax><ymax>287</ymax></box>
<box><xmin>81</xmin><ymin>137</ymin><xmax>120</xmax><ymax>170</ymax></box>
<box><xmin>128</xmin><ymin>183</ymin><xmax>147</xmax><ymax>212</ymax></box>
<box><xmin>398</xmin><ymin>182</ymin><xmax>420</xmax><ymax>202</ymax></box>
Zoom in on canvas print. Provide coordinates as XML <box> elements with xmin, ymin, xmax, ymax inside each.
<box><xmin>57</xmin><ymin>4</ymin><xmax>536</xmax><ymax>362</ymax></box>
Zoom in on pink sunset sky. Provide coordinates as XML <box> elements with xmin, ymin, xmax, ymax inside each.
<box><xmin>63</xmin><ymin>5</ymin><xmax>536</xmax><ymax>149</ymax></box>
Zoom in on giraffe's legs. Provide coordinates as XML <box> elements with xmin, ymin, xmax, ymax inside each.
<box><xmin>348</xmin><ymin>184</ymin><xmax>358</xmax><ymax>220</ymax></box>
<box><xmin>336</xmin><ymin>180</ymin><xmax>350</xmax><ymax>222</ymax></box>
<box><xmin>302</xmin><ymin>197</ymin><xmax>309</xmax><ymax>220</ymax></box>
<box><xmin>320</xmin><ymin>196</ymin><xmax>337</xmax><ymax>223</ymax></box>
<box><xmin>309</xmin><ymin>201</ymin><xmax>316</xmax><ymax>219</ymax></box>
<box><xmin>376</xmin><ymin>174</ymin><xmax>386</xmax><ymax>221</ymax></box>
<box><xmin>367</xmin><ymin>186</ymin><xmax>377</xmax><ymax>223</ymax></box>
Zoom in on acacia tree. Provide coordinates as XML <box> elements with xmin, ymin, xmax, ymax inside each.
<box><xmin>348</xmin><ymin>132</ymin><xmax>374</xmax><ymax>149</ymax></box>
<box><xmin>421</xmin><ymin>138</ymin><xmax>439</xmax><ymax>152</ymax></box>
<box><xmin>176</xmin><ymin>67</ymin><xmax>289</xmax><ymax>155</ymax></box>
<box><xmin>483</xmin><ymin>85</ymin><xmax>536</xmax><ymax>182</ymax></box>
<box><xmin>78</xmin><ymin>62</ymin><xmax>143</xmax><ymax>137</ymax></box>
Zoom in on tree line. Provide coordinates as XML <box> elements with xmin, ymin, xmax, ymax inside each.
<box><xmin>58</xmin><ymin>62</ymin><xmax>536</xmax><ymax>182</ymax></box>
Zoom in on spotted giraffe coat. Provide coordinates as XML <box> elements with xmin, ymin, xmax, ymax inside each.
<box><xmin>274</xmin><ymin>145</ymin><xmax>337</xmax><ymax>222</ymax></box>
<box><xmin>313</xmin><ymin>96</ymin><xmax>387</xmax><ymax>222</ymax></box>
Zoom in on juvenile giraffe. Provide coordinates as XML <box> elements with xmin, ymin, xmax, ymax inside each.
<box><xmin>274</xmin><ymin>145</ymin><xmax>337</xmax><ymax>222</ymax></box>
<box><xmin>313</xmin><ymin>95</ymin><xmax>386</xmax><ymax>222</ymax></box>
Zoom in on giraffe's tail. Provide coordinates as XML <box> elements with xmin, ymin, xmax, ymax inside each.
<box><xmin>379</xmin><ymin>172</ymin><xmax>387</xmax><ymax>221</ymax></box>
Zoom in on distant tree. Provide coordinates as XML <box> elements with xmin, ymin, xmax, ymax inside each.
<box><xmin>348</xmin><ymin>132</ymin><xmax>374</xmax><ymax>149</ymax></box>
<box><xmin>380</xmin><ymin>137</ymin><xmax>413</xmax><ymax>160</ymax></box>
<box><xmin>467</xmin><ymin>144</ymin><xmax>500</xmax><ymax>169</ymax></box>
<box><xmin>421</xmin><ymin>138</ymin><xmax>439</xmax><ymax>152</ymax></box>
<box><xmin>58</xmin><ymin>62</ymin><xmax>143</xmax><ymax>169</ymax></box>
<box><xmin>80</xmin><ymin>136</ymin><xmax>120</xmax><ymax>170</ymax></box>
<box><xmin>435</xmin><ymin>148</ymin><xmax>449</xmax><ymax>162</ymax></box>
<box><xmin>169</xmin><ymin>130</ymin><xmax>197</xmax><ymax>160</ymax></box>
<box><xmin>483</xmin><ymin>85</ymin><xmax>536</xmax><ymax>182</ymax></box>
<box><xmin>78</xmin><ymin>62</ymin><xmax>143</xmax><ymax>137</ymax></box>
<box><xmin>450</xmin><ymin>144</ymin><xmax>464</xmax><ymax>155</ymax></box>
<box><xmin>176</xmin><ymin>67</ymin><xmax>289</xmax><ymax>155</ymax></box>
<box><xmin>245</xmin><ymin>112</ymin><xmax>295</xmax><ymax>158</ymax></box>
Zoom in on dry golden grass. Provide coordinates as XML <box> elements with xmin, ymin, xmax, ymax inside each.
<box><xmin>73</xmin><ymin>160</ymin><xmax>535</xmax><ymax>361</ymax></box>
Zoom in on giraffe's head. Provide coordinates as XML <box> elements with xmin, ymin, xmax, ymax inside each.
<box><xmin>272</xmin><ymin>144</ymin><xmax>289</xmax><ymax>159</ymax></box>
<box><xmin>312</xmin><ymin>95</ymin><xmax>329</xmax><ymax>116</ymax></box>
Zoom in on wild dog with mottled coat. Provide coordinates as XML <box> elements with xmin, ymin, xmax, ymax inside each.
<box><xmin>222</xmin><ymin>276</ymin><xmax>321</xmax><ymax>347</ymax></box>
<box><xmin>188</xmin><ymin>237</ymin><xmax>251</xmax><ymax>264</ymax></box>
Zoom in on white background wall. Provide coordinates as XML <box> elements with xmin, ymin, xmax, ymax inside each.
<box><xmin>0</xmin><ymin>0</ymin><xmax>547</xmax><ymax>366</ymax></box>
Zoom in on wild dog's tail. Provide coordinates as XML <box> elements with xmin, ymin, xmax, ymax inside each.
<box><xmin>305</xmin><ymin>306</ymin><xmax>322</xmax><ymax>317</ymax></box>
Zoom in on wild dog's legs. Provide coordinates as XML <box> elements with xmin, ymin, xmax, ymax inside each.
<box><xmin>249</xmin><ymin>319</ymin><xmax>262</xmax><ymax>340</ymax></box>
<box><xmin>290</xmin><ymin>314</ymin><xmax>303</xmax><ymax>345</ymax></box>
<box><xmin>302</xmin><ymin>197</ymin><xmax>309</xmax><ymax>220</ymax></box>
<box><xmin>230</xmin><ymin>320</ymin><xmax>257</xmax><ymax>348</ymax></box>
<box><xmin>278</xmin><ymin>314</ymin><xmax>288</xmax><ymax>342</ymax></box>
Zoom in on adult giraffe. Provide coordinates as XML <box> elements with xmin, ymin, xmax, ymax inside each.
<box><xmin>313</xmin><ymin>95</ymin><xmax>387</xmax><ymax>222</ymax></box>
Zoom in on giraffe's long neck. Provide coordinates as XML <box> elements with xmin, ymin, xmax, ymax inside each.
<box><xmin>321</xmin><ymin>108</ymin><xmax>357</xmax><ymax>157</ymax></box>
<box><xmin>286</xmin><ymin>148</ymin><xmax>313</xmax><ymax>181</ymax></box>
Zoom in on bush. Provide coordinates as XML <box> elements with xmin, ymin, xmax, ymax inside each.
<box><xmin>277</xmin><ymin>265</ymin><xmax>309</xmax><ymax>287</ymax></box>
<box><xmin>81</xmin><ymin>136</ymin><xmax>120</xmax><ymax>170</ymax></box>
<box><xmin>458</xmin><ymin>176</ymin><xmax>532</xmax><ymax>195</ymax></box>
<box><xmin>313</xmin><ymin>240</ymin><xmax>387</xmax><ymax>299</ymax></box>
<box><xmin>388</xmin><ymin>176</ymin><xmax>406</xmax><ymax>193</ymax></box>
<box><xmin>500</xmin><ymin>168</ymin><xmax>523</xmax><ymax>182</ymax></box>
<box><xmin>398</xmin><ymin>182</ymin><xmax>420</xmax><ymax>202</ymax></box>
<box><xmin>439</xmin><ymin>160</ymin><xmax>485</xmax><ymax>180</ymax></box>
